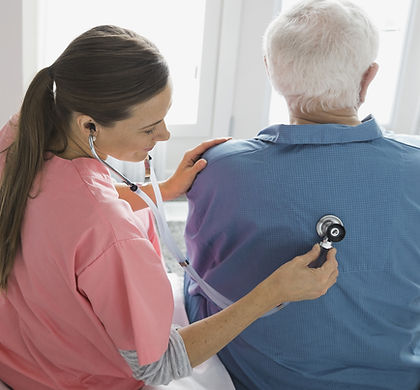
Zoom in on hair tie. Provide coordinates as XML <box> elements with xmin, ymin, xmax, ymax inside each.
<box><xmin>48</xmin><ymin>66</ymin><xmax>55</xmax><ymax>80</ymax></box>
<box><xmin>48</xmin><ymin>66</ymin><xmax>57</xmax><ymax>103</ymax></box>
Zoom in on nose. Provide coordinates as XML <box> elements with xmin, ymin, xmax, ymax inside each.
<box><xmin>154</xmin><ymin>121</ymin><xmax>170</xmax><ymax>142</ymax></box>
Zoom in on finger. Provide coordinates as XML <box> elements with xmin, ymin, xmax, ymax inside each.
<box><xmin>298</xmin><ymin>244</ymin><xmax>321</xmax><ymax>265</ymax></box>
<box><xmin>319</xmin><ymin>248</ymin><xmax>338</xmax><ymax>274</ymax></box>
<box><xmin>325</xmin><ymin>267</ymin><xmax>339</xmax><ymax>289</ymax></box>
<box><xmin>187</xmin><ymin>138</ymin><xmax>232</xmax><ymax>160</ymax></box>
<box><xmin>192</xmin><ymin>158</ymin><xmax>207</xmax><ymax>173</ymax></box>
<box><xmin>317</xmin><ymin>265</ymin><xmax>339</xmax><ymax>297</ymax></box>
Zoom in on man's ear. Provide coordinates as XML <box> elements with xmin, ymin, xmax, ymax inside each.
<box><xmin>359</xmin><ymin>62</ymin><xmax>379</xmax><ymax>105</ymax></box>
<box><xmin>264</xmin><ymin>55</ymin><xmax>270</xmax><ymax>78</ymax></box>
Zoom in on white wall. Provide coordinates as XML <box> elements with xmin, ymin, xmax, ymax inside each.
<box><xmin>0</xmin><ymin>0</ymin><xmax>24</xmax><ymax>125</ymax></box>
<box><xmin>390</xmin><ymin>0</ymin><xmax>420</xmax><ymax>134</ymax></box>
<box><xmin>228</xmin><ymin>0</ymin><xmax>279</xmax><ymax>139</ymax></box>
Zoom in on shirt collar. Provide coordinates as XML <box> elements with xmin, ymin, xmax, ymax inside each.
<box><xmin>255</xmin><ymin>115</ymin><xmax>383</xmax><ymax>145</ymax></box>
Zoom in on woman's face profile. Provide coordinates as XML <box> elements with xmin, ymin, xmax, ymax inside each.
<box><xmin>95</xmin><ymin>81</ymin><xmax>173</xmax><ymax>162</ymax></box>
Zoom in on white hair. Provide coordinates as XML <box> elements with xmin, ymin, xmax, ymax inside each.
<box><xmin>263</xmin><ymin>0</ymin><xmax>379</xmax><ymax>112</ymax></box>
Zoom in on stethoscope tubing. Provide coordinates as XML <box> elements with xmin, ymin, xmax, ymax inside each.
<box><xmin>88</xmin><ymin>135</ymin><xmax>285</xmax><ymax>316</ymax></box>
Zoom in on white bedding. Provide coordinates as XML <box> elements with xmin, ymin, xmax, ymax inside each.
<box><xmin>143</xmin><ymin>273</ymin><xmax>235</xmax><ymax>390</ymax></box>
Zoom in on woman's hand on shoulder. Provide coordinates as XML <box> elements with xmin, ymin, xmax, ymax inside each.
<box><xmin>160</xmin><ymin>137</ymin><xmax>231</xmax><ymax>200</ymax></box>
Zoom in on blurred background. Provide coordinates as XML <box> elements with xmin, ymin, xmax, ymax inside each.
<box><xmin>1</xmin><ymin>0</ymin><xmax>420</xmax><ymax>180</ymax></box>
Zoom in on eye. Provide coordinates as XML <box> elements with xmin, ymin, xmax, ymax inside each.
<box><xmin>144</xmin><ymin>127</ymin><xmax>156</xmax><ymax>135</ymax></box>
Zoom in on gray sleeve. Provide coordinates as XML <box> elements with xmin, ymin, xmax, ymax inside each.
<box><xmin>119</xmin><ymin>325</ymin><xmax>192</xmax><ymax>386</ymax></box>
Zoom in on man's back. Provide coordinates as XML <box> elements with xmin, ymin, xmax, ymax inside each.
<box><xmin>184</xmin><ymin>117</ymin><xmax>420</xmax><ymax>390</ymax></box>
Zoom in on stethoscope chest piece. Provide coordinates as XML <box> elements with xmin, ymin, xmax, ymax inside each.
<box><xmin>316</xmin><ymin>215</ymin><xmax>346</xmax><ymax>243</ymax></box>
<box><xmin>309</xmin><ymin>214</ymin><xmax>345</xmax><ymax>268</ymax></box>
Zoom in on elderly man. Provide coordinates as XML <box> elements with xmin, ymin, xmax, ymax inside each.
<box><xmin>183</xmin><ymin>0</ymin><xmax>420</xmax><ymax>389</ymax></box>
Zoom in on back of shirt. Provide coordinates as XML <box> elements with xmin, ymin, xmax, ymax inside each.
<box><xmin>184</xmin><ymin>119</ymin><xmax>420</xmax><ymax>390</ymax></box>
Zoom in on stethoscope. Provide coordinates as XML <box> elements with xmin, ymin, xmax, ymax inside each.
<box><xmin>88</xmin><ymin>126</ymin><xmax>345</xmax><ymax>316</ymax></box>
<box><xmin>88</xmin><ymin>127</ymin><xmax>234</xmax><ymax>311</ymax></box>
<box><xmin>310</xmin><ymin>215</ymin><xmax>346</xmax><ymax>268</ymax></box>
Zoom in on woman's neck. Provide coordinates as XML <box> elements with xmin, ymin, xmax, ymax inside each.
<box><xmin>57</xmin><ymin>133</ymin><xmax>93</xmax><ymax>160</ymax></box>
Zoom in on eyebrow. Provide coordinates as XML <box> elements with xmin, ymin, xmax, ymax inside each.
<box><xmin>139</xmin><ymin>119</ymin><xmax>163</xmax><ymax>130</ymax></box>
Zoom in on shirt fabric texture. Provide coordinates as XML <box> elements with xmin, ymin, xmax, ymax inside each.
<box><xmin>0</xmin><ymin>116</ymin><xmax>176</xmax><ymax>389</ymax></box>
<box><xmin>120</xmin><ymin>325</ymin><xmax>191</xmax><ymax>386</ymax></box>
<box><xmin>184</xmin><ymin>116</ymin><xmax>420</xmax><ymax>390</ymax></box>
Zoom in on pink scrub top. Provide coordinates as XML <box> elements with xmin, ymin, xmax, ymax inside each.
<box><xmin>0</xmin><ymin>116</ymin><xmax>174</xmax><ymax>389</ymax></box>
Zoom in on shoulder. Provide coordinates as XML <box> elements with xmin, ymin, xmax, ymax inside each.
<box><xmin>382</xmin><ymin>131</ymin><xmax>420</xmax><ymax>151</ymax></box>
<box><xmin>0</xmin><ymin>114</ymin><xmax>19</xmax><ymax>166</ymax></box>
<box><xmin>0</xmin><ymin>113</ymin><xmax>19</xmax><ymax>141</ymax></box>
<box><xmin>202</xmin><ymin>138</ymin><xmax>269</xmax><ymax>168</ymax></box>
<box><xmin>380</xmin><ymin>132</ymin><xmax>420</xmax><ymax>169</ymax></box>
<box><xmin>40</xmin><ymin>156</ymin><xmax>149</xmax><ymax>243</ymax></box>
<box><xmin>188</xmin><ymin>137</ymin><xmax>269</xmax><ymax>199</ymax></box>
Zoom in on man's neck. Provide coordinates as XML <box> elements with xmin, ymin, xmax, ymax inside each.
<box><xmin>288</xmin><ymin>106</ymin><xmax>361</xmax><ymax>126</ymax></box>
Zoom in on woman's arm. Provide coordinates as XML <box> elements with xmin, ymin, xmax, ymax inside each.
<box><xmin>115</xmin><ymin>137</ymin><xmax>231</xmax><ymax>210</ymax></box>
<box><xmin>178</xmin><ymin>245</ymin><xmax>338</xmax><ymax>367</ymax></box>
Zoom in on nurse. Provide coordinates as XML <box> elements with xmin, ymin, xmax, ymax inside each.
<box><xmin>0</xmin><ymin>25</ymin><xmax>338</xmax><ymax>389</ymax></box>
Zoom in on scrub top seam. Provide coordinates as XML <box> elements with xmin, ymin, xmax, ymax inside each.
<box><xmin>76</xmin><ymin>236</ymin><xmax>152</xmax><ymax>277</ymax></box>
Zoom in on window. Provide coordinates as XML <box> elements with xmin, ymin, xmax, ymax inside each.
<box><xmin>36</xmin><ymin>0</ymin><xmax>212</xmax><ymax>129</ymax></box>
<box><xmin>26</xmin><ymin>0</ymin><xmax>222</xmax><ymax>179</ymax></box>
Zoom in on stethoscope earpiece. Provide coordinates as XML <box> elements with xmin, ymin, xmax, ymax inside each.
<box><xmin>88</xmin><ymin>123</ymin><xmax>97</xmax><ymax>141</ymax></box>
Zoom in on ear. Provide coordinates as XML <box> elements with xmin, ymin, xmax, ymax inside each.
<box><xmin>359</xmin><ymin>62</ymin><xmax>379</xmax><ymax>106</ymax></box>
<box><xmin>74</xmin><ymin>114</ymin><xmax>97</xmax><ymax>137</ymax></box>
<box><xmin>263</xmin><ymin>55</ymin><xmax>270</xmax><ymax>78</ymax></box>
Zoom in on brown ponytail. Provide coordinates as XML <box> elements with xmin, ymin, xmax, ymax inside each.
<box><xmin>0</xmin><ymin>67</ymin><xmax>57</xmax><ymax>289</ymax></box>
<box><xmin>0</xmin><ymin>25</ymin><xmax>169</xmax><ymax>289</ymax></box>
